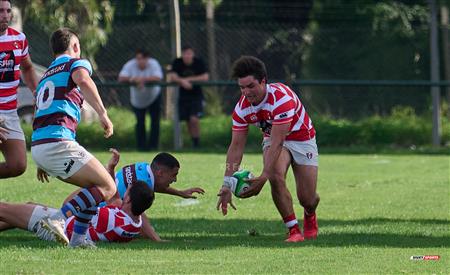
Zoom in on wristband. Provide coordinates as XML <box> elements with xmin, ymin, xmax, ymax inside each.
<box><xmin>222</xmin><ymin>176</ymin><xmax>237</xmax><ymax>192</ymax></box>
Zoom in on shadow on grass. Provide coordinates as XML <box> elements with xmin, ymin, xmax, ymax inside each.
<box><xmin>0</xmin><ymin>217</ymin><xmax>448</xmax><ymax>250</ymax></box>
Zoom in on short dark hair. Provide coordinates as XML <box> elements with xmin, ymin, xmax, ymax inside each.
<box><xmin>151</xmin><ymin>152</ymin><xmax>180</xmax><ymax>170</ymax></box>
<box><xmin>181</xmin><ymin>45</ymin><xmax>194</xmax><ymax>52</ymax></box>
<box><xmin>50</xmin><ymin>28</ymin><xmax>79</xmax><ymax>55</ymax></box>
<box><xmin>135</xmin><ymin>48</ymin><xmax>149</xmax><ymax>57</ymax></box>
<box><xmin>129</xmin><ymin>180</ymin><xmax>154</xmax><ymax>216</ymax></box>
<box><xmin>231</xmin><ymin>56</ymin><xmax>267</xmax><ymax>83</ymax></box>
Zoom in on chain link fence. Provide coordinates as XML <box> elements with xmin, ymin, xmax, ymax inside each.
<box><xmin>21</xmin><ymin>1</ymin><xmax>450</xmax><ymax>121</ymax></box>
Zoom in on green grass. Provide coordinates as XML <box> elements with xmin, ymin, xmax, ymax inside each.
<box><xmin>0</xmin><ymin>152</ymin><xmax>449</xmax><ymax>274</ymax></box>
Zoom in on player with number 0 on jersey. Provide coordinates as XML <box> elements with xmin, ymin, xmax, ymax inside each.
<box><xmin>30</xmin><ymin>28</ymin><xmax>116</xmax><ymax>248</ymax></box>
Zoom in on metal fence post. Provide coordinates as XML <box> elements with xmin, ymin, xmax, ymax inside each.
<box><xmin>429</xmin><ymin>0</ymin><xmax>441</xmax><ymax>146</ymax></box>
<box><xmin>170</xmin><ymin>0</ymin><xmax>182</xmax><ymax>150</ymax></box>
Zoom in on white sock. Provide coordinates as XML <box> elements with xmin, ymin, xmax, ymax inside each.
<box><xmin>50</xmin><ymin>210</ymin><xmax>66</xmax><ymax>221</ymax></box>
<box><xmin>70</xmin><ymin>232</ymin><xmax>85</xmax><ymax>245</ymax></box>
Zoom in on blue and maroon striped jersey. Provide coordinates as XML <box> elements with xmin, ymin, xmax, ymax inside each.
<box><xmin>115</xmin><ymin>162</ymin><xmax>154</xmax><ymax>198</ymax></box>
<box><xmin>98</xmin><ymin>162</ymin><xmax>154</xmax><ymax>208</ymax></box>
<box><xmin>31</xmin><ymin>54</ymin><xmax>92</xmax><ymax>146</ymax></box>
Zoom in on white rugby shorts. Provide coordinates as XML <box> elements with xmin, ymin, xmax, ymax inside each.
<box><xmin>263</xmin><ymin>137</ymin><xmax>319</xmax><ymax>166</ymax></box>
<box><xmin>0</xmin><ymin>110</ymin><xmax>25</xmax><ymax>141</ymax></box>
<box><xmin>31</xmin><ymin>141</ymin><xmax>93</xmax><ymax>179</ymax></box>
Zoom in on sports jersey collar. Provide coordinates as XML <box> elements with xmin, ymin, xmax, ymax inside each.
<box><xmin>55</xmin><ymin>54</ymin><xmax>72</xmax><ymax>61</ymax></box>
<box><xmin>250</xmin><ymin>84</ymin><xmax>270</xmax><ymax>109</ymax></box>
<box><xmin>123</xmin><ymin>209</ymin><xmax>143</xmax><ymax>227</ymax></box>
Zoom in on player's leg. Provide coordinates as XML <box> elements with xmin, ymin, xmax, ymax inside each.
<box><xmin>0</xmin><ymin>221</ymin><xmax>12</xmax><ymax>231</ymax></box>
<box><xmin>187</xmin><ymin>99</ymin><xmax>202</xmax><ymax>148</ymax></box>
<box><xmin>0</xmin><ymin>202</ymin><xmax>35</xmax><ymax>231</ymax></box>
<box><xmin>148</xmin><ymin>95</ymin><xmax>161</xmax><ymax>150</ymax></box>
<box><xmin>133</xmin><ymin>106</ymin><xmax>147</xmax><ymax>151</ymax></box>
<box><xmin>263</xmin><ymin>145</ymin><xmax>303</xmax><ymax>242</ymax></box>
<box><xmin>292</xmin><ymin>165</ymin><xmax>319</xmax><ymax>214</ymax></box>
<box><xmin>32</xmin><ymin>142</ymin><xmax>116</xmax><ymax>247</ymax></box>
<box><xmin>56</xmin><ymin>157</ymin><xmax>116</xmax><ymax>247</ymax></box>
<box><xmin>289</xmin><ymin>140</ymin><xmax>320</xmax><ymax>239</ymax></box>
<box><xmin>188</xmin><ymin>115</ymin><xmax>200</xmax><ymax>144</ymax></box>
<box><xmin>0</xmin><ymin>113</ymin><xmax>27</xmax><ymax>178</ymax></box>
<box><xmin>0</xmin><ymin>139</ymin><xmax>26</xmax><ymax>178</ymax></box>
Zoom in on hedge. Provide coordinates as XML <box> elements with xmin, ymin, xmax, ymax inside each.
<box><xmin>22</xmin><ymin>107</ymin><xmax>450</xmax><ymax>152</ymax></box>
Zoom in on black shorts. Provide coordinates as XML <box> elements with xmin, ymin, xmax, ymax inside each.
<box><xmin>178</xmin><ymin>98</ymin><xmax>204</xmax><ymax>121</ymax></box>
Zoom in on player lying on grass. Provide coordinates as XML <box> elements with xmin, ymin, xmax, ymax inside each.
<box><xmin>60</xmin><ymin>149</ymin><xmax>205</xmax><ymax>242</ymax></box>
<box><xmin>0</xmin><ymin>180</ymin><xmax>154</xmax><ymax>244</ymax></box>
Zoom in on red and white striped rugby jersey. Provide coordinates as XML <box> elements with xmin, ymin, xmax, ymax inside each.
<box><xmin>0</xmin><ymin>27</ymin><xmax>29</xmax><ymax>111</ymax></box>
<box><xmin>232</xmin><ymin>82</ymin><xmax>316</xmax><ymax>141</ymax></box>
<box><xmin>65</xmin><ymin>205</ymin><xmax>142</xmax><ymax>243</ymax></box>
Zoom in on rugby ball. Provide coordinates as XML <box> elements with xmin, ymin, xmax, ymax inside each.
<box><xmin>232</xmin><ymin>170</ymin><xmax>254</xmax><ymax>197</ymax></box>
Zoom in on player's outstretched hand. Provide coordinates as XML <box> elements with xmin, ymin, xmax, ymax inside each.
<box><xmin>216</xmin><ymin>187</ymin><xmax>236</xmax><ymax>216</ymax></box>
<box><xmin>107</xmin><ymin>148</ymin><xmax>120</xmax><ymax>169</ymax></box>
<box><xmin>100</xmin><ymin>113</ymin><xmax>114</xmax><ymax>138</ymax></box>
<box><xmin>36</xmin><ymin>168</ymin><xmax>50</xmax><ymax>183</ymax></box>
<box><xmin>239</xmin><ymin>173</ymin><xmax>268</xmax><ymax>198</ymax></box>
<box><xmin>180</xmin><ymin>187</ymin><xmax>205</xmax><ymax>199</ymax></box>
<box><xmin>0</xmin><ymin>126</ymin><xmax>8</xmax><ymax>144</ymax></box>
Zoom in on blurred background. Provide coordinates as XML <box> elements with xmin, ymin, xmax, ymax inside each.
<box><xmin>11</xmin><ymin>0</ymin><xmax>450</xmax><ymax>150</ymax></box>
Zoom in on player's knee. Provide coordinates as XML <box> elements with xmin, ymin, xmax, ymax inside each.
<box><xmin>268</xmin><ymin>172</ymin><xmax>285</xmax><ymax>184</ymax></box>
<box><xmin>6</xmin><ymin>161</ymin><xmax>27</xmax><ymax>177</ymax></box>
<box><xmin>0</xmin><ymin>202</ymin><xmax>7</xmax><ymax>214</ymax></box>
<box><xmin>299</xmin><ymin>193</ymin><xmax>320</xmax><ymax>210</ymax></box>
<box><xmin>99</xmin><ymin>181</ymin><xmax>117</xmax><ymax>201</ymax></box>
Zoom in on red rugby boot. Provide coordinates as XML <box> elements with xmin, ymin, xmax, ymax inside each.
<box><xmin>285</xmin><ymin>226</ymin><xmax>304</xmax><ymax>243</ymax></box>
<box><xmin>303</xmin><ymin>212</ymin><xmax>318</xmax><ymax>239</ymax></box>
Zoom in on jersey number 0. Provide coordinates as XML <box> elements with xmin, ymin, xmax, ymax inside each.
<box><xmin>36</xmin><ymin>80</ymin><xmax>55</xmax><ymax>110</ymax></box>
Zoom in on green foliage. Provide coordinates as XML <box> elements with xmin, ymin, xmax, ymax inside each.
<box><xmin>22</xmin><ymin>107</ymin><xmax>450</xmax><ymax>151</ymax></box>
<box><xmin>301</xmin><ymin>0</ymin><xmax>431</xmax><ymax>117</ymax></box>
<box><xmin>0</xmin><ymin>153</ymin><xmax>449</xmax><ymax>273</ymax></box>
<box><xmin>18</xmin><ymin>0</ymin><xmax>114</xmax><ymax>65</ymax></box>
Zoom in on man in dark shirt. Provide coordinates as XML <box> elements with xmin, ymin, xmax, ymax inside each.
<box><xmin>168</xmin><ymin>46</ymin><xmax>209</xmax><ymax>148</ymax></box>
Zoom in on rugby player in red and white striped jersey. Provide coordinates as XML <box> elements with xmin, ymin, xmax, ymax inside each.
<box><xmin>64</xmin><ymin>180</ymin><xmax>154</xmax><ymax>243</ymax></box>
<box><xmin>0</xmin><ymin>0</ymin><xmax>38</xmax><ymax>178</ymax></box>
<box><xmin>217</xmin><ymin>56</ymin><xmax>320</xmax><ymax>242</ymax></box>
<box><xmin>0</xmin><ymin>180</ymin><xmax>154</xmax><ymax>244</ymax></box>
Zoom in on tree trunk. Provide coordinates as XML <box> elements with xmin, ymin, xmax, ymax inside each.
<box><xmin>441</xmin><ymin>5</ymin><xmax>450</xmax><ymax>118</ymax></box>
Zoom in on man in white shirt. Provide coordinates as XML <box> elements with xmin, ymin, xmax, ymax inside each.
<box><xmin>118</xmin><ymin>49</ymin><xmax>163</xmax><ymax>150</ymax></box>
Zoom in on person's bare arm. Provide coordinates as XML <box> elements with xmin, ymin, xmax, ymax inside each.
<box><xmin>20</xmin><ymin>56</ymin><xmax>38</xmax><ymax>96</ymax></box>
<box><xmin>72</xmin><ymin>68</ymin><xmax>113</xmax><ymax>138</ymax></box>
<box><xmin>140</xmin><ymin>213</ymin><xmax>165</xmax><ymax>241</ymax></box>
<box><xmin>216</xmin><ymin>130</ymin><xmax>248</xmax><ymax>215</ymax></box>
<box><xmin>167</xmin><ymin>72</ymin><xmax>192</xmax><ymax>90</ymax></box>
<box><xmin>157</xmin><ymin>186</ymin><xmax>205</xmax><ymax>199</ymax></box>
<box><xmin>184</xmin><ymin>73</ymin><xmax>209</xmax><ymax>82</ymax></box>
<box><xmin>118</xmin><ymin>75</ymin><xmax>131</xmax><ymax>83</ymax></box>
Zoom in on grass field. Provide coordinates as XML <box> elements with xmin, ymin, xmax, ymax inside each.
<box><xmin>0</xmin><ymin>152</ymin><xmax>449</xmax><ymax>274</ymax></box>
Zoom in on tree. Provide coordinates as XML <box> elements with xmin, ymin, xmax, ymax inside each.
<box><xmin>14</xmin><ymin>0</ymin><xmax>114</xmax><ymax>68</ymax></box>
<box><xmin>302</xmin><ymin>0</ymin><xmax>430</xmax><ymax>118</ymax></box>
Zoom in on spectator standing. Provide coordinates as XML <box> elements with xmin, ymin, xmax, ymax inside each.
<box><xmin>168</xmin><ymin>46</ymin><xmax>209</xmax><ymax>148</ymax></box>
<box><xmin>119</xmin><ymin>49</ymin><xmax>163</xmax><ymax>150</ymax></box>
